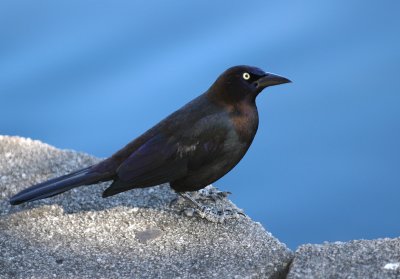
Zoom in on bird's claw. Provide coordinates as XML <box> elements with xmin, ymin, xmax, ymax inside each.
<box><xmin>178</xmin><ymin>189</ymin><xmax>245</xmax><ymax>223</ymax></box>
<box><xmin>207</xmin><ymin>191</ymin><xmax>231</xmax><ymax>202</ymax></box>
<box><xmin>197</xmin><ymin>185</ymin><xmax>231</xmax><ymax>202</ymax></box>
<box><xmin>196</xmin><ymin>206</ymin><xmax>243</xmax><ymax>223</ymax></box>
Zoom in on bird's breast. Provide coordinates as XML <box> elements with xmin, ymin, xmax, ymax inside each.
<box><xmin>229</xmin><ymin>102</ymin><xmax>259</xmax><ymax>145</ymax></box>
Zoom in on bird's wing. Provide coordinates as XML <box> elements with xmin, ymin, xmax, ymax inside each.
<box><xmin>103</xmin><ymin>133</ymin><xmax>187</xmax><ymax>197</ymax></box>
<box><xmin>118</xmin><ymin>133</ymin><xmax>187</xmax><ymax>184</ymax></box>
<box><xmin>180</xmin><ymin>114</ymin><xmax>230</xmax><ymax>171</ymax></box>
<box><xmin>102</xmin><ymin>113</ymin><xmax>231</xmax><ymax>197</ymax></box>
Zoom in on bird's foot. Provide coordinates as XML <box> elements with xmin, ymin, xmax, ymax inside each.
<box><xmin>196</xmin><ymin>185</ymin><xmax>232</xmax><ymax>202</ymax></box>
<box><xmin>179</xmin><ymin>190</ymin><xmax>244</xmax><ymax>223</ymax></box>
<box><xmin>196</xmin><ymin>206</ymin><xmax>245</xmax><ymax>223</ymax></box>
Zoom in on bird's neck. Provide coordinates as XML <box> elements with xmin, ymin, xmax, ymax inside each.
<box><xmin>229</xmin><ymin>100</ymin><xmax>259</xmax><ymax>143</ymax></box>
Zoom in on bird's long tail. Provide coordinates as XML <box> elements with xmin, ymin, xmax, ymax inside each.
<box><xmin>9</xmin><ymin>166</ymin><xmax>106</xmax><ymax>205</ymax></box>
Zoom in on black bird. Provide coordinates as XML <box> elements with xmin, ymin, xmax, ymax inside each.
<box><xmin>9</xmin><ymin>65</ymin><xmax>290</xmax><ymax>209</ymax></box>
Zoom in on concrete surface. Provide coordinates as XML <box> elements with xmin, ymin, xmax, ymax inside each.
<box><xmin>0</xmin><ymin>136</ymin><xmax>293</xmax><ymax>279</ymax></box>
<box><xmin>288</xmin><ymin>238</ymin><xmax>400</xmax><ymax>279</ymax></box>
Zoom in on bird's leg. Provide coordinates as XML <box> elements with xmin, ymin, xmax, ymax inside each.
<box><xmin>179</xmin><ymin>191</ymin><xmax>244</xmax><ymax>223</ymax></box>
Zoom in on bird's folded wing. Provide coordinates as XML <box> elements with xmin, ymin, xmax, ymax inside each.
<box><xmin>104</xmin><ymin>114</ymin><xmax>231</xmax><ymax>197</ymax></box>
<box><xmin>103</xmin><ymin>133</ymin><xmax>187</xmax><ymax>197</ymax></box>
<box><xmin>116</xmin><ymin>113</ymin><xmax>230</xmax><ymax>184</ymax></box>
<box><xmin>115</xmin><ymin>133</ymin><xmax>187</xmax><ymax>186</ymax></box>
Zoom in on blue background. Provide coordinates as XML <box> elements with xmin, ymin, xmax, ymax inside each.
<box><xmin>1</xmin><ymin>1</ymin><xmax>399</xmax><ymax>249</ymax></box>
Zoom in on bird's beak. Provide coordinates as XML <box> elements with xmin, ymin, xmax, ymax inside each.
<box><xmin>255</xmin><ymin>73</ymin><xmax>291</xmax><ymax>90</ymax></box>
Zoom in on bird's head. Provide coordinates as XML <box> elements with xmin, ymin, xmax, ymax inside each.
<box><xmin>208</xmin><ymin>65</ymin><xmax>291</xmax><ymax>104</ymax></box>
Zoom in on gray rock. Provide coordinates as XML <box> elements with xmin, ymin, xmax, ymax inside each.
<box><xmin>288</xmin><ymin>238</ymin><xmax>400</xmax><ymax>279</ymax></box>
<box><xmin>0</xmin><ymin>136</ymin><xmax>293</xmax><ymax>279</ymax></box>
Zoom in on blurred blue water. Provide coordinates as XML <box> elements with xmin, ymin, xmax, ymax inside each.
<box><xmin>1</xmin><ymin>1</ymin><xmax>399</xmax><ymax>249</ymax></box>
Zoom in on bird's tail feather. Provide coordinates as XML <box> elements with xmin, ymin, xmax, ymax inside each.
<box><xmin>9</xmin><ymin>166</ymin><xmax>103</xmax><ymax>205</ymax></box>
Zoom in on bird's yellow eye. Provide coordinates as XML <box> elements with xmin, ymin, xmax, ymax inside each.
<box><xmin>242</xmin><ymin>72</ymin><xmax>250</xmax><ymax>80</ymax></box>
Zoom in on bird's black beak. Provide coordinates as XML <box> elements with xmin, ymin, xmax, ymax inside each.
<box><xmin>255</xmin><ymin>73</ymin><xmax>291</xmax><ymax>90</ymax></box>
